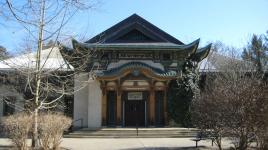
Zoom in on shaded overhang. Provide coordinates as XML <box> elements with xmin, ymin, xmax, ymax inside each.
<box><xmin>95</xmin><ymin>61</ymin><xmax>177</xmax><ymax>81</ymax></box>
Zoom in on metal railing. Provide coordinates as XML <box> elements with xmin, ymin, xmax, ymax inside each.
<box><xmin>69</xmin><ymin>118</ymin><xmax>83</xmax><ymax>132</ymax></box>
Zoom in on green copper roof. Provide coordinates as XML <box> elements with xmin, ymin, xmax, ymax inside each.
<box><xmin>72</xmin><ymin>39</ymin><xmax>200</xmax><ymax>51</ymax></box>
<box><xmin>96</xmin><ymin>61</ymin><xmax>177</xmax><ymax>78</ymax></box>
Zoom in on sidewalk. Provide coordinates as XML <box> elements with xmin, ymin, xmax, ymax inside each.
<box><xmin>0</xmin><ymin>138</ymin><xmax>232</xmax><ymax>150</ymax></box>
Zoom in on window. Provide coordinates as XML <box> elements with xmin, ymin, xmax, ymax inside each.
<box><xmin>163</xmin><ymin>53</ymin><xmax>171</xmax><ymax>60</ymax></box>
<box><xmin>101</xmin><ymin>53</ymin><xmax>109</xmax><ymax>60</ymax></box>
<box><xmin>3</xmin><ymin>96</ymin><xmax>16</xmax><ymax>116</ymax></box>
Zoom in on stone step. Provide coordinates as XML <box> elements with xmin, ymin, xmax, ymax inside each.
<box><xmin>69</xmin><ymin>131</ymin><xmax>198</xmax><ymax>134</ymax></box>
<box><xmin>64</xmin><ymin>135</ymin><xmax>195</xmax><ymax>138</ymax></box>
<box><xmin>65</xmin><ymin>128</ymin><xmax>199</xmax><ymax>138</ymax></box>
<box><xmin>75</xmin><ymin>128</ymin><xmax>198</xmax><ymax>132</ymax></box>
<box><xmin>65</xmin><ymin>134</ymin><xmax>198</xmax><ymax>138</ymax></box>
<box><xmin>78</xmin><ymin>127</ymin><xmax>198</xmax><ymax>131</ymax></box>
<box><xmin>70</xmin><ymin>130</ymin><xmax>198</xmax><ymax>133</ymax></box>
<box><xmin>69</xmin><ymin>132</ymin><xmax>197</xmax><ymax>135</ymax></box>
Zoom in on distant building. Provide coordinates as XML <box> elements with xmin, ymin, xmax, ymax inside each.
<box><xmin>0</xmin><ymin>14</ymin><xmax>212</xmax><ymax>128</ymax></box>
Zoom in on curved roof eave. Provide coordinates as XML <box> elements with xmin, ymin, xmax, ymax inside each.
<box><xmin>95</xmin><ymin>61</ymin><xmax>177</xmax><ymax>80</ymax></box>
<box><xmin>190</xmin><ymin>43</ymin><xmax>212</xmax><ymax>62</ymax></box>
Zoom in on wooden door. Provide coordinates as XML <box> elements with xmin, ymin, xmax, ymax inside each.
<box><xmin>124</xmin><ymin>92</ymin><xmax>145</xmax><ymax>127</ymax></box>
<box><xmin>155</xmin><ymin>91</ymin><xmax>164</xmax><ymax>126</ymax></box>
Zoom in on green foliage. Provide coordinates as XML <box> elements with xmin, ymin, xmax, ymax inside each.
<box><xmin>168</xmin><ymin>59</ymin><xmax>200</xmax><ymax>127</ymax></box>
<box><xmin>242</xmin><ymin>34</ymin><xmax>268</xmax><ymax>73</ymax></box>
<box><xmin>168</xmin><ymin>80</ymin><xmax>193</xmax><ymax>127</ymax></box>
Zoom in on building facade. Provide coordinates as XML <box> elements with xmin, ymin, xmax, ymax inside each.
<box><xmin>0</xmin><ymin>14</ymin><xmax>211</xmax><ymax>128</ymax></box>
<box><xmin>60</xmin><ymin>14</ymin><xmax>211</xmax><ymax>128</ymax></box>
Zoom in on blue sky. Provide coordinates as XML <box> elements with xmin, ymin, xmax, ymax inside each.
<box><xmin>0</xmin><ymin>0</ymin><xmax>268</xmax><ymax>53</ymax></box>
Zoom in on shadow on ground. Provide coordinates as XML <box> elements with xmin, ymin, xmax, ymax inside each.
<box><xmin>0</xmin><ymin>145</ymin><xmax>71</xmax><ymax>150</ymax></box>
<box><xmin>120</xmin><ymin>146</ymin><xmax>209</xmax><ymax>150</ymax></box>
<box><xmin>0</xmin><ymin>145</ymin><xmax>13</xmax><ymax>150</ymax></box>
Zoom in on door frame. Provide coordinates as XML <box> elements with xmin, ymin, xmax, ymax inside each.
<box><xmin>122</xmin><ymin>91</ymin><xmax>148</xmax><ymax>127</ymax></box>
<box><xmin>107</xmin><ymin>91</ymin><xmax>117</xmax><ymax>126</ymax></box>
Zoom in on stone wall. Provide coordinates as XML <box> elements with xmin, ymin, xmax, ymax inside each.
<box><xmin>87</xmin><ymin>80</ymin><xmax>102</xmax><ymax>128</ymax></box>
<box><xmin>73</xmin><ymin>73</ymin><xmax>102</xmax><ymax>128</ymax></box>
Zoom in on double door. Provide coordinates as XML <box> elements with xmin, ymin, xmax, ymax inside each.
<box><xmin>124</xmin><ymin>97</ymin><xmax>145</xmax><ymax>127</ymax></box>
<box><xmin>107</xmin><ymin>91</ymin><xmax>146</xmax><ymax>127</ymax></box>
<box><xmin>106</xmin><ymin>91</ymin><xmax>164</xmax><ymax>127</ymax></box>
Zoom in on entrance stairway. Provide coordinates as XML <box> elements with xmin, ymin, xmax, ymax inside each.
<box><xmin>65</xmin><ymin>128</ymin><xmax>199</xmax><ymax>138</ymax></box>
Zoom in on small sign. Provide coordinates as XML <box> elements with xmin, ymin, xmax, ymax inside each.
<box><xmin>128</xmin><ymin>92</ymin><xmax>143</xmax><ymax>100</ymax></box>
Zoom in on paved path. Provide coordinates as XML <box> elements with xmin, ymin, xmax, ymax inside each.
<box><xmin>0</xmin><ymin>138</ymin><xmax>232</xmax><ymax>150</ymax></box>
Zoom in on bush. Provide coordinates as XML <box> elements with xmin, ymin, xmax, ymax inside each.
<box><xmin>192</xmin><ymin>62</ymin><xmax>268</xmax><ymax>150</ymax></box>
<box><xmin>255</xmin><ymin>124</ymin><xmax>268</xmax><ymax>149</ymax></box>
<box><xmin>2</xmin><ymin>112</ymin><xmax>71</xmax><ymax>150</ymax></box>
<box><xmin>38</xmin><ymin>112</ymin><xmax>71</xmax><ymax>150</ymax></box>
<box><xmin>2</xmin><ymin>113</ymin><xmax>32</xmax><ymax>150</ymax></box>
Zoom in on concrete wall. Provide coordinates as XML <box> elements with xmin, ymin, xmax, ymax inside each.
<box><xmin>73</xmin><ymin>73</ymin><xmax>89</xmax><ymax>128</ymax></box>
<box><xmin>87</xmin><ymin>80</ymin><xmax>102</xmax><ymax>128</ymax></box>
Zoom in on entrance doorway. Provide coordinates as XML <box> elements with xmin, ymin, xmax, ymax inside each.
<box><xmin>107</xmin><ymin>91</ymin><xmax>116</xmax><ymax>126</ymax></box>
<box><xmin>123</xmin><ymin>91</ymin><xmax>147</xmax><ymax>127</ymax></box>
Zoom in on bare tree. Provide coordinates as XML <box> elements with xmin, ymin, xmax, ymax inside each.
<box><xmin>192</xmin><ymin>47</ymin><xmax>268</xmax><ymax>150</ymax></box>
<box><xmin>0</xmin><ymin>0</ymin><xmax>99</xmax><ymax>148</ymax></box>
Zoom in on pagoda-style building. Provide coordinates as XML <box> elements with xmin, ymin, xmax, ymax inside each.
<box><xmin>61</xmin><ymin>14</ymin><xmax>211</xmax><ymax>128</ymax></box>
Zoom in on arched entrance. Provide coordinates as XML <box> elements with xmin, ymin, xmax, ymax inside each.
<box><xmin>98</xmin><ymin>67</ymin><xmax>172</xmax><ymax>127</ymax></box>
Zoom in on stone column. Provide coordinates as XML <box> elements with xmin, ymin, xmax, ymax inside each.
<box><xmin>101</xmin><ymin>89</ymin><xmax>107</xmax><ymax>126</ymax></box>
<box><xmin>163</xmin><ymin>89</ymin><xmax>168</xmax><ymax>126</ymax></box>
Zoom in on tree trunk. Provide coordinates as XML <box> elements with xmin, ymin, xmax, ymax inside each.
<box><xmin>32</xmin><ymin>0</ymin><xmax>45</xmax><ymax>148</ymax></box>
<box><xmin>238</xmin><ymin>135</ymin><xmax>248</xmax><ymax>150</ymax></box>
<box><xmin>216</xmin><ymin>136</ymin><xmax>222</xmax><ymax>150</ymax></box>
<box><xmin>32</xmin><ymin>108</ymin><xmax>39</xmax><ymax>148</ymax></box>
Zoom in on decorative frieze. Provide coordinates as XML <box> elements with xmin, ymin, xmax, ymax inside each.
<box><xmin>118</xmin><ymin>52</ymin><xmax>153</xmax><ymax>59</ymax></box>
